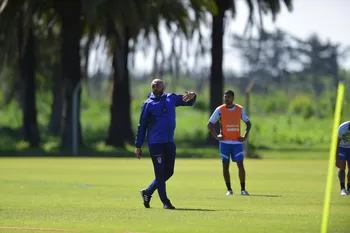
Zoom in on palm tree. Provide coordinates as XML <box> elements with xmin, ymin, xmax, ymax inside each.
<box><xmin>46</xmin><ymin>0</ymin><xmax>104</xmax><ymax>141</ymax></box>
<box><xmin>208</xmin><ymin>0</ymin><xmax>293</xmax><ymax>140</ymax></box>
<box><xmin>53</xmin><ymin>0</ymin><xmax>84</xmax><ymax>149</ymax></box>
<box><xmin>105</xmin><ymin>14</ymin><xmax>133</xmax><ymax>147</ymax></box>
<box><xmin>102</xmin><ymin>0</ymin><xmax>206</xmax><ymax>148</ymax></box>
<box><xmin>34</xmin><ymin>8</ymin><xmax>64</xmax><ymax>136</ymax></box>
<box><xmin>18</xmin><ymin>11</ymin><xmax>41</xmax><ymax>147</ymax></box>
<box><xmin>53</xmin><ymin>0</ymin><xmax>109</xmax><ymax>149</ymax></box>
<box><xmin>0</xmin><ymin>0</ymin><xmax>41</xmax><ymax>147</ymax></box>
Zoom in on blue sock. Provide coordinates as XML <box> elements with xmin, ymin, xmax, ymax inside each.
<box><xmin>147</xmin><ymin>180</ymin><xmax>157</xmax><ymax>195</ymax></box>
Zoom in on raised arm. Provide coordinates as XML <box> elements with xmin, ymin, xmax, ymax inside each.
<box><xmin>135</xmin><ymin>102</ymin><xmax>150</xmax><ymax>148</ymax></box>
<box><xmin>175</xmin><ymin>91</ymin><xmax>197</xmax><ymax>107</ymax></box>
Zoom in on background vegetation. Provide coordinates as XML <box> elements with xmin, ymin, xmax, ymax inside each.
<box><xmin>0</xmin><ymin>0</ymin><xmax>349</xmax><ymax>158</ymax></box>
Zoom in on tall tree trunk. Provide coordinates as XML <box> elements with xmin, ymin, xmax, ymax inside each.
<box><xmin>55</xmin><ymin>0</ymin><xmax>83</xmax><ymax>149</ymax></box>
<box><xmin>18</xmin><ymin>25</ymin><xmax>40</xmax><ymax>147</ymax></box>
<box><xmin>46</xmin><ymin>25</ymin><xmax>64</xmax><ymax>136</ymax></box>
<box><xmin>47</xmin><ymin>63</ymin><xmax>64</xmax><ymax>136</ymax></box>
<box><xmin>208</xmin><ymin>6</ymin><xmax>225</xmax><ymax>142</ymax></box>
<box><xmin>106</xmin><ymin>26</ymin><xmax>133</xmax><ymax>148</ymax></box>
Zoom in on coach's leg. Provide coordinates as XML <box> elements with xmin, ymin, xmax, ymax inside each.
<box><xmin>144</xmin><ymin>143</ymin><xmax>175</xmax><ymax>201</ymax></box>
<box><xmin>164</xmin><ymin>142</ymin><xmax>176</xmax><ymax>181</ymax></box>
<box><xmin>141</xmin><ymin>144</ymin><xmax>163</xmax><ymax>208</ymax></box>
<box><xmin>220</xmin><ymin>142</ymin><xmax>232</xmax><ymax>194</ymax></box>
<box><xmin>154</xmin><ymin>142</ymin><xmax>177</xmax><ymax>209</ymax></box>
<box><xmin>147</xmin><ymin>143</ymin><xmax>170</xmax><ymax>203</ymax></box>
<box><xmin>337</xmin><ymin>147</ymin><xmax>347</xmax><ymax>195</ymax></box>
<box><xmin>144</xmin><ymin>144</ymin><xmax>160</xmax><ymax>196</ymax></box>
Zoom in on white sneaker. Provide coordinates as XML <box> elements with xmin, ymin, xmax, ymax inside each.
<box><xmin>340</xmin><ymin>188</ymin><xmax>348</xmax><ymax>196</ymax></box>
<box><xmin>226</xmin><ymin>190</ymin><xmax>233</xmax><ymax>196</ymax></box>
<box><xmin>241</xmin><ymin>190</ymin><xmax>250</xmax><ymax>196</ymax></box>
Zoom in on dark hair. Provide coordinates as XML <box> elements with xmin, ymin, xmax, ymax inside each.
<box><xmin>224</xmin><ymin>90</ymin><xmax>234</xmax><ymax>97</ymax></box>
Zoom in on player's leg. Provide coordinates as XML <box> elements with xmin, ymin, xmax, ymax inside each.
<box><xmin>220</xmin><ymin>142</ymin><xmax>232</xmax><ymax>195</ymax></box>
<box><xmin>346</xmin><ymin>148</ymin><xmax>350</xmax><ymax>193</ymax></box>
<box><xmin>232</xmin><ymin>143</ymin><xmax>249</xmax><ymax>195</ymax></box>
<box><xmin>347</xmin><ymin>159</ymin><xmax>350</xmax><ymax>193</ymax></box>
<box><xmin>222</xmin><ymin>161</ymin><xmax>232</xmax><ymax>195</ymax></box>
<box><xmin>337</xmin><ymin>147</ymin><xmax>347</xmax><ymax>195</ymax></box>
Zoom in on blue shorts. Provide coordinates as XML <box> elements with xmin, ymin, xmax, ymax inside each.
<box><xmin>338</xmin><ymin>147</ymin><xmax>350</xmax><ymax>161</ymax></box>
<box><xmin>219</xmin><ymin>142</ymin><xmax>244</xmax><ymax>162</ymax></box>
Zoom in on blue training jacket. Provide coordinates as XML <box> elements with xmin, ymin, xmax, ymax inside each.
<box><xmin>135</xmin><ymin>92</ymin><xmax>197</xmax><ymax>148</ymax></box>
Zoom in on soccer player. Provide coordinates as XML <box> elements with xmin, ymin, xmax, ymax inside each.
<box><xmin>207</xmin><ymin>90</ymin><xmax>252</xmax><ymax>196</ymax></box>
<box><xmin>336</xmin><ymin>120</ymin><xmax>350</xmax><ymax>196</ymax></box>
<box><xmin>135</xmin><ymin>79</ymin><xmax>197</xmax><ymax>209</ymax></box>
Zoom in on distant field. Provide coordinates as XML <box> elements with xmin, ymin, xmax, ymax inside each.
<box><xmin>0</xmin><ymin>157</ymin><xmax>349</xmax><ymax>233</ymax></box>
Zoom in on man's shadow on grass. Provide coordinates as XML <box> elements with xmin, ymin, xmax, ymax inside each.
<box><xmin>174</xmin><ymin>208</ymin><xmax>242</xmax><ymax>212</ymax></box>
<box><xmin>248</xmin><ymin>194</ymin><xmax>282</xmax><ymax>198</ymax></box>
<box><xmin>175</xmin><ymin>208</ymin><xmax>216</xmax><ymax>212</ymax></box>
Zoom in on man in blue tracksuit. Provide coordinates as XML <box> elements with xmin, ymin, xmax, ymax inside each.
<box><xmin>135</xmin><ymin>79</ymin><xmax>197</xmax><ymax>209</ymax></box>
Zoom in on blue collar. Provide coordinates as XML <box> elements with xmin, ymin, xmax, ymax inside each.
<box><xmin>148</xmin><ymin>92</ymin><xmax>167</xmax><ymax>100</ymax></box>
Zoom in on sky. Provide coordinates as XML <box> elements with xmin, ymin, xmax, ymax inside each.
<box><xmin>88</xmin><ymin>0</ymin><xmax>350</xmax><ymax>76</ymax></box>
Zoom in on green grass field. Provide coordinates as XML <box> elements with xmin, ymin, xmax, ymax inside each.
<box><xmin>0</xmin><ymin>156</ymin><xmax>349</xmax><ymax>233</ymax></box>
